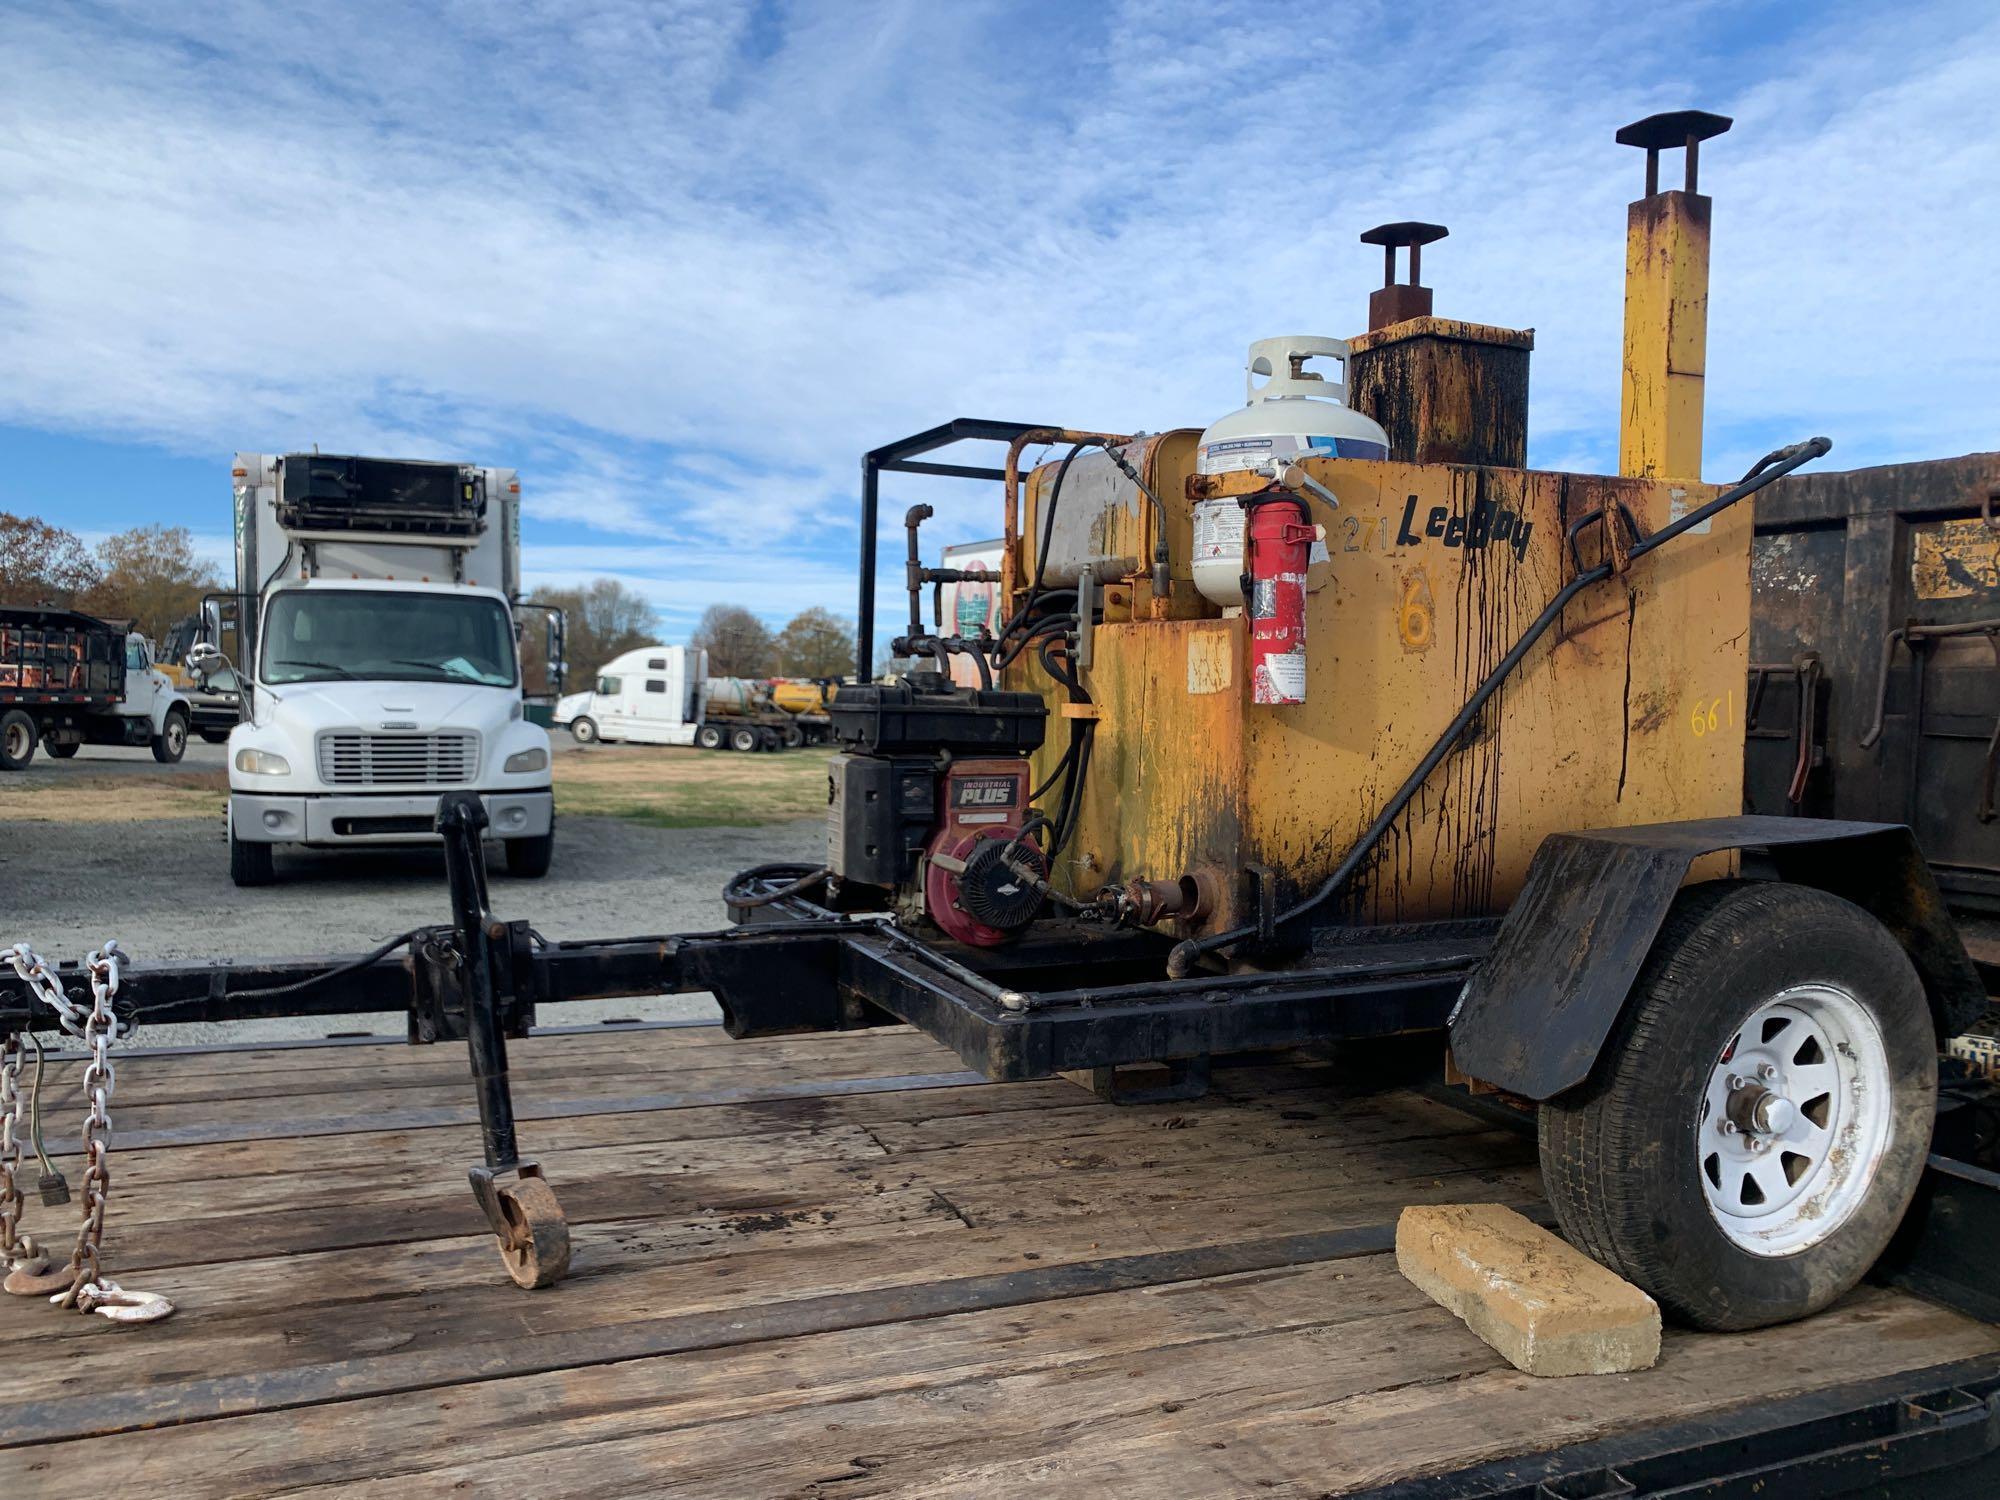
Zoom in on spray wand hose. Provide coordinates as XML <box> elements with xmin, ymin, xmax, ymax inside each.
<box><xmin>1163</xmin><ymin>436</ymin><xmax>1833</xmax><ymax>980</ymax></box>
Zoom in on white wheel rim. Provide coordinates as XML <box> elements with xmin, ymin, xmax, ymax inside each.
<box><xmin>1697</xmin><ymin>982</ymin><xmax>1893</xmax><ymax>1257</ymax></box>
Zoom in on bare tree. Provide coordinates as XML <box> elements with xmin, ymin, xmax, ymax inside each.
<box><xmin>525</xmin><ymin>579</ymin><xmax>659</xmax><ymax>682</ymax></box>
<box><xmin>690</xmin><ymin>604</ymin><xmax>775</xmax><ymax>677</ymax></box>
<box><xmin>0</xmin><ymin>512</ymin><xmax>102</xmax><ymax>608</ymax></box>
<box><xmin>773</xmin><ymin>607</ymin><xmax>855</xmax><ymax>678</ymax></box>
<box><xmin>85</xmin><ymin>524</ymin><xmax>221</xmax><ymax>642</ymax></box>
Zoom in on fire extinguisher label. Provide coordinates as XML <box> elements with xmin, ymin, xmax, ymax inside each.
<box><xmin>1255</xmin><ymin>649</ymin><xmax>1308</xmax><ymax>705</ymax></box>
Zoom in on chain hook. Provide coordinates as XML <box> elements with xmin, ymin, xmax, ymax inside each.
<box><xmin>61</xmin><ymin>1279</ymin><xmax>175</xmax><ymax>1324</ymax></box>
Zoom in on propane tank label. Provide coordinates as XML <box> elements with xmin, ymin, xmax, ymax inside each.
<box><xmin>1192</xmin><ymin>498</ymin><xmax>1244</xmax><ymax>558</ymax></box>
<box><xmin>1199</xmin><ymin>434</ymin><xmax>1389</xmax><ymax>474</ymax></box>
<box><xmin>1254</xmin><ymin>649</ymin><xmax>1308</xmax><ymax>705</ymax></box>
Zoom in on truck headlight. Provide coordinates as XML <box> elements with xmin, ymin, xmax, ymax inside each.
<box><xmin>234</xmin><ymin>748</ymin><xmax>291</xmax><ymax>776</ymax></box>
<box><xmin>504</xmin><ymin>748</ymin><xmax>549</xmax><ymax>773</ymax></box>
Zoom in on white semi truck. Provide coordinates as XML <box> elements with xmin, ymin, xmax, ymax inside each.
<box><xmin>217</xmin><ymin>453</ymin><xmax>554</xmax><ymax>886</ymax></box>
<box><xmin>553</xmin><ymin>644</ymin><xmax>828</xmax><ymax>750</ymax></box>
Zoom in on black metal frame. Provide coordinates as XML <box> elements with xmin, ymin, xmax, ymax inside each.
<box><xmin>856</xmin><ymin>419</ymin><xmax>1054</xmax><ymax>680</ymax></box>
<box><xmin>1359</xmin><ymin>1353</ymin><xmax>2000</xmax><ymax>1499</ymax></box>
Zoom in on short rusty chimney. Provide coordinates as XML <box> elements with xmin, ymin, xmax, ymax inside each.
<box><xmin>1360</xmin><ymin>221</ymin><xmax>1449</xmax><ymax>331</ymax></box>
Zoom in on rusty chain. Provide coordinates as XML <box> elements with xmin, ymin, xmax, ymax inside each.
<box><xmin>1</xmin><ymin>941</ymin><xmax>172</xmax><ymax>1323</ymax></box>
<box><xmin>0</xmin><ymin>1034</ymin><xmax>40</xmax><ymax>1275</ymax></box>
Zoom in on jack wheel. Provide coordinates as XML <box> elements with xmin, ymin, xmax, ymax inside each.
<box><xmin>495</xmin><ymin>1176</ymin><xmax>571</xmax><ymax>1289</ymax></box>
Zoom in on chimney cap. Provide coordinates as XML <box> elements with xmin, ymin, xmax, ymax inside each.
<box><xmin>1615</xmin><ymin>110</ymin><xmax>1732</xmax><ymax>151</ymax></box>
<box><xmin>1360</xmin><ymin>221</ymin><xmax>1449</xmax><ymax>249</ymax></box>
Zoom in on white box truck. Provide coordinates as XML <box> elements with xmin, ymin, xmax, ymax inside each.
<box><xmin>218</xmin><ymin>453</ymin><xmax>555</xmax><ymax>886</ymax></box>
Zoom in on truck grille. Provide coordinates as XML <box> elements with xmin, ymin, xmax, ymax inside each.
<box><xmin>316</xmin><ymin>732</ymin><xmax>478</xmax><ymax>786</ymax></box>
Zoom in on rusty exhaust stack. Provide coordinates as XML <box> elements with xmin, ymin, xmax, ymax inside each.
<box><xmin>1360</xmin><ymin>221</ymin><xmax>1449</xmax><ymax>331</ymax></box>
<box><xmin>1616</xmin><ymin>109</ymin><xmax>1732</xmax><ymax>481</ymax></box>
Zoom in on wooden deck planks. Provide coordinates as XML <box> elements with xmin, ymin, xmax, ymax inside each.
<box><xmin>5</xmin><ymin>1022</ymin><xmax>1996</xmax><ymax>1498</ymax></box>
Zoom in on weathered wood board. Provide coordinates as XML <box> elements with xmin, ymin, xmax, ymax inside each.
<box><xmin>3</xmin><ymin>1023</ymin><xmax>1994</xmax><ymax>1497</ymax></box>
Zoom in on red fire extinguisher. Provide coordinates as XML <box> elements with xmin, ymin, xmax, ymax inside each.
<box><xmin>1246</xmin><ymin>497</ymin><xmax>1317</xmax><ymax>705</ymax></box>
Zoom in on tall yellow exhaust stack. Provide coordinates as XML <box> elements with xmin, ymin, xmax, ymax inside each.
<box><xmin>1617</xmin><ymin>109</ymin><xmax>1732</xmax><ymax>481</ymax></box>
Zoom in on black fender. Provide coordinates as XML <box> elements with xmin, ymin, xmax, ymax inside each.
<box><xmin>1448</xmin><ymin>817</ymin><xmax>1982</xmax><ymax>1101</ymax></box>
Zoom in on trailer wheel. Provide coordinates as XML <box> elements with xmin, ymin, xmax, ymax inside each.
<box><xmin>695</xmin><ymin>723</ymin><xmax>725</xmax><ymax>750</ymax></box>
<box><xmin>569</xmin><ymin>716</ymin><xmax>598</xmax><ymax>745</ymax></box>
<box><xmin>152</xmin><ymin>710</ymin><xmax>188</xmax><ymax>764</ymax></box>
<box><xmin>1539</xmin><ymin>881</ymin><xmax>1935</xmax><ymax>1331</ymax></box>
<box><xmin>44</xmin><ymin>739</ymin><xmax>78</xmax><ymax>760</ymax></box>
<box><xmin>729</xmin><ymin>726</ymin><xmax>759</xmax><ymax>753</ymax></box>
<box><xmin>0</xmin><ymin>711</ymin><xmax>37</xmax><ymax>771</ymax></box>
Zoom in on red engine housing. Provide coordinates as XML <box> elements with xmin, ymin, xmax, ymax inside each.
<box><xmin>922</xmin><ymin>758</ymin><xmax>1036</xmax><ymax>947</ymax></box>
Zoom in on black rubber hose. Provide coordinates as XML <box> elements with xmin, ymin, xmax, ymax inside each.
<box><xmin>723</xmin><ymin>864</ymin><xmax>830</xmax><ymax>909</ymax></box>
<box><xmin>215</xmin><ymin>928</ymin><xmax>425</xmax><ymax>1001</ymax></box>
<box><xmin>1164</xmin><ymin>437</ymin><xmax>1832</xmax><ymax>980</ymax></box>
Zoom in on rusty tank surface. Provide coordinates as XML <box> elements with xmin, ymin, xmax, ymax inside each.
<box><xmin>1011</xmin><ymin>436</ymin><xmax>1749</xmax><ymax>936</ymax></box>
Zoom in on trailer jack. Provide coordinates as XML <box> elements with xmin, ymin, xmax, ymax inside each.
<box><xmin>434</xmin><ymin>793</ymin><xmax>570</xmax><ymax>1289</ymax></box>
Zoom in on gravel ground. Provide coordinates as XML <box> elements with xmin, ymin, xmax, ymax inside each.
<box><xmin>3</xmin><ymin>811</ymin><xmax>820</xmax><ymax>1045</ymax></box>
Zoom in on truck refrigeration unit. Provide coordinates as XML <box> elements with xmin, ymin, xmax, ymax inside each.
<box><xmin>219</xmin><ymin>453</ymin><xmax>555</xmax><ymax>885</ymax></box>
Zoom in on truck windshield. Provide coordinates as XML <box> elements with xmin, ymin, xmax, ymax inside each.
<box><xmin>262</xmin><ymin>591</ymin><xmax>518</xmax><ymax>687</ymax></box>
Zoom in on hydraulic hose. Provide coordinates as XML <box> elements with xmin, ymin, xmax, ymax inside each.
<box><xmin>723</xmin><ymin>864</ymin><xmax>830</xmax><ymax>909</ymax></box>
<box><xmin>1164</xmin><ymin>436</ymin><xmax>1833</xmax><ymax>980</ymax></box>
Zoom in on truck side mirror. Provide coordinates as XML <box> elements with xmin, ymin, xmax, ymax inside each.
<box><xmin>187</xmin><ymin>642</ymin><xmax>221</xmax><ymax>686</ymax></box>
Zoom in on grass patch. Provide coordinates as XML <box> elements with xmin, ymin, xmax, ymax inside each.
<box><xmin>556</xmin><ymin>745</ymin><xmax>825</xmax><ymax>829</ymax></box>
<box><xmin>0</xmin><ymin>770</ymin><xmax>228</xmax><ymax>823</ymax></box>
<box><xmin>0</xmin><ymin>746</ymin><xmax>825</xmax><ymax>830</ymax></box>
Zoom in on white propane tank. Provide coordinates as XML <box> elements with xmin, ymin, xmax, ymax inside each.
<box><xmin>1191</xmin><ymin>336</ymin><xmax>1390</xmax><ymax>607</ymax></box>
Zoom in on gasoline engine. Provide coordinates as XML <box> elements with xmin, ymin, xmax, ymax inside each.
<box><xmin>824</xmin><ymin>672</ymin><xmax>1053</xmax><ymax>945</ymax></box>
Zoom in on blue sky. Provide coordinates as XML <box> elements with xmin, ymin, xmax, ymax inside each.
<box><xmin>3</xmin><ymin>0</ymin><xmax>1996</xmax><ymax>641</ymax></box>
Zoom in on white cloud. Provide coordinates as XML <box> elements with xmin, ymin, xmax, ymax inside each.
<box><xmin>3</xmin><ymin>0</ymin><xmax>1997</xmax><ymax>626</ymax></box>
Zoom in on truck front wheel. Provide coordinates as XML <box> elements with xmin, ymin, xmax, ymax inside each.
<box><xmin>152</xmin><ymin>710</ymin><xmax>189</xmax><ymax>764</ymax></box>
<box><xmin>229</xmin><ymin>826</ymin><xmax>276</xmax><ymax>887</ymax></box>
<box><xmin>569</xmin><ymin>717</ymin><xmax>598</xmax><ymax>744</ymax></box>
<box><xmin>1539</xmin><ymin>881</ymin><xmax>1936</xmax><ymax>1331</ymax></box>
<box><xmin>1</xmin><ymin>710</ymin><xmax>38</xmax><ymax>771</ymax></box>
<box><xmin>505</xmin><ymin>832</ymin><xmax>554</xmax><ymax>878</ymax></box>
